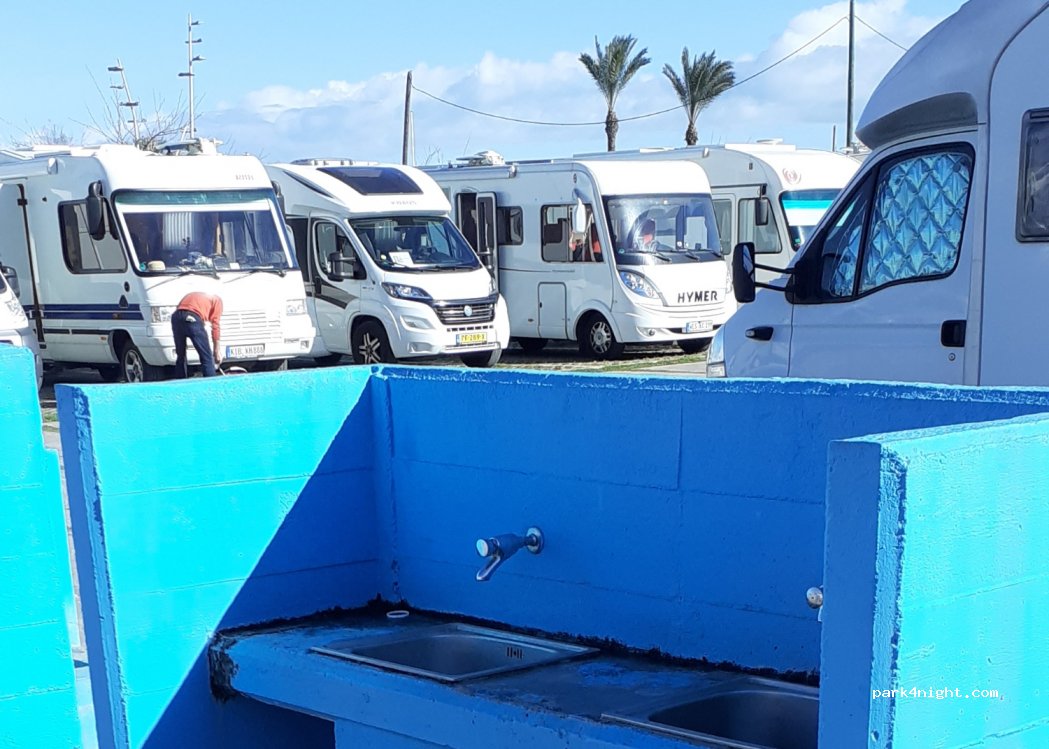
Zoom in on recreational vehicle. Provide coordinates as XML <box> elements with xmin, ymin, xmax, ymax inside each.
<box><xmin>576</xmin><ymin>143</ymin><xmax>860</xmax><ymax>282</ymax></box>
<box><xmin>426</xmin><ymin>156</ymin><xmax>733</xmax><ymax>358</ymax></box>
<box><xmin>709</xmin><ymin>0</ymin><xmax>1049</xmax><ymax>386</ymax></box>
<box><xmin>267</xmin><ymin>160</ymin><xmax>509</xmax><ymax>367</ymax></box>
<box><xmin>0</xmin><ymin>264</ymin><xmax>41</xmax><ymax>388</ymax></box>
<box><xmin>0</xmin><ymin>142</ymin><xmax>315</xmax><ymax>382</ymax></box>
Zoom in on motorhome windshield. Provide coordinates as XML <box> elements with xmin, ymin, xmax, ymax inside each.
<box><xmin>348</xmin><ymin>216</ymin><xmax>482</xmax><ymax>272</ymax></box>
<box><xmin>603</xmin><ymin>194</ymin><xmax>722</xmax><ymax>266</ymax></box>
<box><xmin>115</xmin><ymin>189</ymin><xmax>294</xmax><ymax>274</ymax></box>
<box><xmin>780</xmin><ymin>189</ymin><xmax>840</xmax><ymax>250</ymax></box>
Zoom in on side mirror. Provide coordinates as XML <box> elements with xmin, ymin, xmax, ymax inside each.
<box><xmin>272</xmin><ymin>181</ymin><xmax>286</xmax><ymax>217</ymax></box>
<box><xmin>328</xmin><ymin>251</ymin><xmax>346</xmax><ymax>282</ymax></box>
<box><xmin>754</xmin><ymin>197</ymin><xmax>770</xmax><ymax>227</ymax></box>
<box><xmin>85</xmin><ymin>181</ymin><xmax>107</xmax><ymax>241</ymax></box>
<box><xmin>571</xmin><ymin>197</ymin><xmax>588</xmax><ymax>235</ymax></box>
<box><xmin>0</xmin><ymin>265</ymin><xmax>19</xmax><ymax>298</ymax></box>
<box><xmin>732</xmin><ymin>242</ymin><xmax>757</xmax><ymax>304</ymax></box>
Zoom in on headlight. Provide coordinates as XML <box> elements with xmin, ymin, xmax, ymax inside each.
<box><xmin>285</xmin><ymin>299</ymin><xmax>307</xmax><ymax>316</ymax></box>
<box><xmin>150</xmin><ymin>305</ymin><xmax>177</xmax><ymax>323</ymax></box>
<box><xmin>5</xmin><ymin>298</ymin><xmax>26</xmax><ymax>323</ymax></box>
<box><xmin>706</xmin><ymin>327</ymin><xmax>726</xmax><ymax>377</ymax></box>
<box><xmin>618</xmin><ymin>271</ymin><xmax>663</xmax><ymax>301</ymax></box>
<box><xmin>382</xmin><ymin>283</ymin><xmax>433</xmax><ymax>302</ymax></box>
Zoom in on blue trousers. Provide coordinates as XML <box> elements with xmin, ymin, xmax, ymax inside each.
<box><xmin>171</xmin><ymin>309</ymin><xmax>217</xmax><ymax>377</ymax></box>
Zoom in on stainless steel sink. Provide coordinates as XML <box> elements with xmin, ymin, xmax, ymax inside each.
<box><xmin>603</xmin><ymin>676</ymin><xmax>818</xmax><ymax>749</ymax></box>
<box><xmin>310</xmin><ymin>623</ymin><xmax>597</xmax><ymax>683</ymax></box>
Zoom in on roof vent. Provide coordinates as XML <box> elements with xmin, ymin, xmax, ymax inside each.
<box><xmin>291</xmin><ymin>158</ymin><xmax>355</xmax><ymax>167</ymax></box>
<box><xmin>754</xmin><ymin>138</ymin><xmax>784</xmax><ymax>145</ymax></box>
<box><xmin>458</xmin><ymin>150</ymin><xmax>505</xmax><ymax>167</ymax></box>
<box><xmin>157</xmin><ymin>138</ymin><xmax>221</xmax><ymax>156</ymax></box>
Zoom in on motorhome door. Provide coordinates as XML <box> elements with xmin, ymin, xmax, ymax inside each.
<box><xmin>0</xmin><ymin>183</ymin><xmax>41</xmax><ymax>342</ymax></box>
<box><xmin>308</xmin><ymin>216</ymin><xmax>361</xmax><ymax>353</ymax></box>
<box><xmin>456</xmin><ymin>192</ymin><xmax>499</xmax><ymax>284</ymax></box>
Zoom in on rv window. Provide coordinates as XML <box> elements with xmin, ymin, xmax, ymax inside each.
<box><xmin>314</xmin><ymin>221</ymin><xmax>355</xmax><ymax>276</ymax></box>
<box><xmin>497</xmin><ymin>206</ymin><xmax>523</xmax><ymax>245</ymax></box>
<box><xmin>712</xmin><ymin>199</ymin><xmax>733</xmax><ymax>255</ymax></box>
<box><xmin>1018</xmin><ymin>112</ymin><xmax>1049</xmax><ymax>240</ymax></box>
<box><xmin>737</xmin><ymin>198</ymin><xmax>781</xmax><ymax>255</ymax></box>
<box><xmin>286</xmin><ymin>218</ymin><xmax>310</xmax><ymax>276</ymax></box>
<box><xmin>541</xmin><ymin>205</ymin><xmax>572</xmax><ymax>263</ymax></box>
<box><xmin>59</xmin><ymin>202</ymin><xmax>128</xmax><ymax>274</ymax></box>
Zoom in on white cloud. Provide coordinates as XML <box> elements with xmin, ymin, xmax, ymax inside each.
<box><xmin>201</xmin><ymin>0</ymin><xmax>949</xmax><ymax>163</ymax></box>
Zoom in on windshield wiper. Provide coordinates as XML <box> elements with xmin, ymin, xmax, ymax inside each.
<box><xmin>179</xmin><ymin>266</ymin><xmax>219</xmax><ymax>279</ymax></box>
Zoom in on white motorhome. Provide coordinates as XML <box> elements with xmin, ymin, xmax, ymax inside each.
<box><xmin>0</xmin><ymin>141</ymin><xmax>315</xmax><ymax>382</ymax></box>
<box><xmin>708</xmin><ymin>0</ymin><xmax>1049</xmax><ymax>386</ymax></box>
<box><xmin>0</xmin><ymin>263</ymin><xmax>41</xmax><ymax>388</ymax></box>
<box><xmin>267</xmin><ymin>160</ymin><xmax>509</xmax><ymax>367</ymax></box>
<box><xmin>576</xmin><ymin>143</ymin><xmax>859</xmax><ymax>282</ymax></box>
<box><xmin>425</xmin><ymin>156</ymin><xmax>733</xmax><ymax>357</ymax></box>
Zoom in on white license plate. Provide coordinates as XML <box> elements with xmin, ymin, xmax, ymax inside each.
<box><xmin>456</xmin><ymin>332</ymin><xmax>488</xmax><ymax>346</ymax></box>
<box><xmin>226</xmin><ymin>344</ymin><xmax>265</xmax><ymax>358</ymax></box>
<box><xmin>685</xmin><ymin>320</ymin><xmax>713</xmax><ymax>334</ymax></box>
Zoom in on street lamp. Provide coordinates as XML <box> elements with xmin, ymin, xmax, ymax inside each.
<box><xmin>178</xmin><ymin>15</ymin><xmax>204</xmax><ymax>139</ymax></box>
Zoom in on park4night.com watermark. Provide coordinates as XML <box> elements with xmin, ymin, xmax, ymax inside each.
<box><xmin>873</xmin><ymin>687</ymin><xmax>1002</xmax><ymax>701</ymax></box>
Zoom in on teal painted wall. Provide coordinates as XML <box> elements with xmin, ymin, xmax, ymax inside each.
<box><xmin>0</xmin><ymin>347</ymin><xmax>80</xmax><ymax>749</ymax></box>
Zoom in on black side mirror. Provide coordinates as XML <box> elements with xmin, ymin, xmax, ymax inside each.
<box><xmin>1</xmin><ymin>265</ymin><xmax>19</xmax><ymax>298</ymax></box>
<box><xmin>86</xmin><ymin>181</ymin><xmax>107</xmax><ymax>241</ymax></box>
<box><xmin>754</xmin><ymin>197</ymin><xmax>770</xmax><ymax>227</ymax></box>
<box><xmin>732</xmin><ymin>242</ymin><xmax>757</xmax><ymax>304</ymax></box>
<box><xmin>328</xmin><ymin>251</ymin><xmax>346</xmax><ymax>282</ymax></box>
<box><xmin>272</xmin><ymin>181</ymin><xmax>286</xmax><ymax>218</ymax></box>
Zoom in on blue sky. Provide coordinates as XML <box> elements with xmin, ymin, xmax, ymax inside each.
<box><xmin>2</xmin><ymin>0</ymin><xmax>964</xmax><ymax>163</ymax></box>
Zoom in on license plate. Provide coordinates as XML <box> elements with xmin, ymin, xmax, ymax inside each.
<box><xmin>685</xmin><ymin>320</ymin><xmax>713</xmax><ymax>334</ymax></box>
<box><xmin>226</xmin><ymin>344</ymin><xmax>265</xmax><ymax>358</ymax></box>
<box><xmin>456</xmin><ymin>332</ymin><xmax>488</xmax><ymax>345</ymax></box>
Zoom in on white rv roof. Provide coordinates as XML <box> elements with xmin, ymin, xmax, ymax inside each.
<box><xmin>575</xmin><ymin>159</ymin><xmax>712</xmax><ymax>195</ymax></box>
<box><xmin>858</xmin><ymin>0</ymin><xmax>1049</xmax><ymax>149</ymax></box>
<box><xmin>269</xmin><ymin>161</ymin><xmax>450</xmax><ymax>215</ymax></box>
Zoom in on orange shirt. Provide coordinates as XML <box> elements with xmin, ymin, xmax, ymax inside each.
<box><xmin>177</xmin><ymin>292</ymin><xmax>223</xmax><ymax>344</ymax></box>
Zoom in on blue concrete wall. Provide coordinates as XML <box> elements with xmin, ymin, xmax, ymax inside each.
<box><xmin>57</xmin><ymin>368</ymin><xmax>380</xmax><ymax>749</ymax></box>
<box><xmin>823</xmin><ymin>416</ymin><xmax>1049</xmax><ymax>748</ymax></box>
<box><xmin>0</xmin><ymin>347</ymin><xmax>81</xmax><ymax>748</ymax></box>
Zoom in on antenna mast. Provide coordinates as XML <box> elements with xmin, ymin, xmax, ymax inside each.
<box><xmin>178</xmin><ymin>14</ymin><xmax>204</xmax><ymax>139</ymax></box>
<box><xmin>107</xmin><ymin>60</ymin><xmax>141</xmax><ymax>146</ymax></box>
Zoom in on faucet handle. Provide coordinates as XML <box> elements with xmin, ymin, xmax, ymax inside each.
<box><xmin>476</xmin><ymin>538</ymin><xmax>497</xmax><ymax>557</ymax></box>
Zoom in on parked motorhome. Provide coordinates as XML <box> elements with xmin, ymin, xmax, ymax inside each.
<box><xmin>0</xmin><ymin>141</ymin><xmax>315</xmax><ymax>382</ymax></box>
<box><xmin>425</xmin><ymin>156</ymin><xmax>733</xmax><ymax>357</ymax></box>
<box><xmin>576</xmin><ymin>143</ymin><xmax>859</xmax><ymax>282</ymax></box>
<box><xmin>267</xmin><ymin>159</ymin><xmax>509</xmax><ymax>367</ymax></box>
<box><xmin>709</xmin><ymin>0</ymin><xmax>1049</xmax><ymax>386</ymax></box>
<box><xmin>0</xmin><ymin>263</ymin><xmax>41</xmax><ymax>388</ymax></box>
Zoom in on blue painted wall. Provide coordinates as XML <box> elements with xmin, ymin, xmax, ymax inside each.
<box><xmin>823</xmin><ymin>416</ymin><xmax>1049</xmax><ymax>748</ymax></box>
<box><xmin>0</xmin><ymin>347</ymin><xmax>80</xmax><ymax>749</ymax></box>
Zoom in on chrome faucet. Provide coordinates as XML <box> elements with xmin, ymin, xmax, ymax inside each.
<box><xmin>475</xmin><ymin>526</ymin><xmax>544</xmax><ymax>582</ymax></box>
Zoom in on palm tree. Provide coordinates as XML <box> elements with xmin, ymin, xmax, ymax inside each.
<box><xmin>663</xmin><ymin>49</ymin><xmax>735</xmax><ymax>146</ymax></box>
<box><xmin>579</xmin><ymin>35</ymin><xmax>651</xmax><ymax>152</ymax></box>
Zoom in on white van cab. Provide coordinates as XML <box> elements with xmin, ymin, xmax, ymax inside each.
<box><xmin>268</xmin><ymin>160</ymin><xmax>509</xmax><ymax>367</ymax></box>
<box><xmin>709</xmin><ymin>0</ymin><xmax>1049</xmax><ymax>386</ymax></box>
<box><xmin>0</xmin><ymin>264</ymin><xmax>41</xmax><ymax>388</ymax></box>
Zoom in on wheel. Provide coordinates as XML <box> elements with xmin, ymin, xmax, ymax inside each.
<box><xmin>678</xmin><ymin>339</ymin><xmax>711</xmax><ymax>355</ymax></box>
<box><xmin>515</xmin><ymin>337</ymin><xmax>548</xmax><ymax>353</ymax></box>
<box><xmin>96</xmin><ymin>364</ymin><xmax>122</xmax><ymax>382</ymax></box>
<box><xmin>461</xmin><ymin>349</ymin><xmax>502</xmax><ymax>368</ymax></box>
<box><xmin>120</xmin><ymin>341</ymin><xmax>165</xmax><ymax>383</ymax></box>
<box><xmin>252</xmin><ymin>359</ymin><xmax>289</xmax><ymax>373</ymax></box>
<box><xmin>578</xmin><ymin>314</ymin><xmax>624</xmax><ymax>360</ymax></box>
<box><xmin>351</xmin><ymin>320</ymin><xmax>396</xmax><ymax>365</ymax></box>
<box><xmin>314</xmin><ymin>353</ymin><xmax>344</xmax><ymax>367</ymax></box>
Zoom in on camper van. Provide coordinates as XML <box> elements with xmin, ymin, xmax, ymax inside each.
<box><xmin>0</xmin><ymin>142</ymin><xmax>315</xmax><ymax>382</ymax></box>
<box><xmin>267</xmin><ymin>160</ymin><xmax>509</xmax><ymax>367</ymax></box>
<box><xmin>0</xmin><ymin>264</ymin><xmax>41</xmax><ymax>388</ymax></box>
<box><xmin>425</xmin><ymin>156</ymin><xmax>733</xmax><ymax>358</ymax></box>
<box><xmin>576</xmin><ymin>143</ymin><xmax>860</xmax><ymax>282</ymax></box>
<box><xmin>708</xmin><ymin>0</ymin><xmax>1049</xmax><ymax>386</ymax></box>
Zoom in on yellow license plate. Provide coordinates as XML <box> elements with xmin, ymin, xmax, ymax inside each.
<box><xmin>456</xmin><ymin>332</ymin><xmax>488</xmax><ymax>345</ymax></box>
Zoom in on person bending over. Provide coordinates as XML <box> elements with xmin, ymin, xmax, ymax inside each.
<box><xmin>171</xmin><ymin>291</ymin><xmax>224</xmax><ymax>378</ymax></box>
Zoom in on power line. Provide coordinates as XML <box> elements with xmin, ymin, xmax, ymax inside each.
<box><xmin>855</xmin><ymin>16</ymin><xmax>908</xmax><ymax>51</ymax></box>
<box><xmin>412</xmin><ymin>16</ymin><xmax>849</xmax><ymax>128</ymax></box>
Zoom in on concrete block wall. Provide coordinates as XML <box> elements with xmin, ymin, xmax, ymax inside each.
<box><xmin>0</xmin><ymin>347</ymin><xmax>80</xmax><ymax>749</ymax></box>
<box><xmin>823</xmin><ymin>416</ymin><xmax>1049</xmax><ymax>748</ymax></box>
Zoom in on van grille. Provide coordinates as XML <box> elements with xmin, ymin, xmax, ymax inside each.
<box><xmin>222</xmin><ymin>310</ymin><xmax>281</xmax><ymax>343</ymax></box>
<box><xmin>433</xmin><ymin>301</ymin><xmax>496</xmax><ymax>325</ymax></box>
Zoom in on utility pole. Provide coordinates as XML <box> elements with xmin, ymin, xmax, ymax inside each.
<box><xmin>846</xmin><ymin>0</ymin><xmax>855</xmax><ymax>152</ymax></box>
<box><xmin>178</xmin><ymin>14</ymin><xmax>204</xmax><ymax>139</ymax></box>
<box><xmin>107</xmin><ymin>59</ymin><xmax>141</xmax><ymax>146</ymax></box>
<box><xmin>402</xmin><ymin>71</ymin><xmax>413</xmax><ymax>165</ymax></box>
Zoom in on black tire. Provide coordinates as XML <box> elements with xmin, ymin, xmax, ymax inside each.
<box><xmin>120</xmin><ymin>341</ymin><xmax>165</xmax><ymax>383</ymax></box>
<box><xmin>314</xmin><ymin>353</ymin><xmax>344</xmax><ymax>367</ymax></box>
<box><xmin>96</xmin><ymin>364</ymin><xmax>122</xmax><ymax>383</ymax></box>
<box><xmin>515</xmin><ymin>337</ymin><xmax>548</xmax><ymax>353</ymax></box>
<box><xmin>351</xmin><ymin>320</ymin><xmax>396</xmax><ymax>365</ymax></box>
<box><xmin>578</xmin><ymin>314</ymin><xmax>624</xmax><ymax>360</ymax></box>
<box><xmin>461</xmin><ymin>349</ymin><xmax>502</xmax><ymax>368</ymax></box>
<box><xmin>678</xmin><ymin>339</ymin><xmax>711</xmax><ymax>355</ymax></box>
<box><xmin>252</xmin><ymin>359</ymin><xmax>289</xmax><ymax>373</ymax></box>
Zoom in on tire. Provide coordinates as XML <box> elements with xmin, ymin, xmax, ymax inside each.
<box><xmin>578</xmin><ymin>314</ymin><xmax>624</xmax><ymax>360</ymax></box>
<box><xmin>96</xmin><ymin>364</ymin><xmax>122</xmax><ymax>383</ymax></box>
<box><xmin>252</xmin><ymin>359</ymin><xmax>289</xmax><ymax>373</ymax></box>
<box><xmin>120</xmin><ymin>341</ymin><xmax>165</xmax><ymax>383</ymax></box>
<box><xmin>515</xmin><ymin>337</ymin><xmax>548</xmax><ymax>353</ymax></box>
<box><xmin>678</xmin><ymin>339</ymin><xmax>711</xmax><ymax>355</ymax></box>
<box><xmin>461</xmin><ymin>349</ymin><xmax>502</xmax><ymax>368</ymax></box>
<box><xmin>351</xmin><ymin>320</ymin><xmax>396</xmax><ymax>365</ymax></box>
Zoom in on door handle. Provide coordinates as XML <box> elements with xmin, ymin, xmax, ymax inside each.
<box><xmin>940</xmin><ymin>320</ymin><xmax>966</xmax><ymax>348</ymax></box>
<box><xmin>746</xmin><ymin>326</ymin><xmax>774</xmax><ymax>341</ymax></box>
